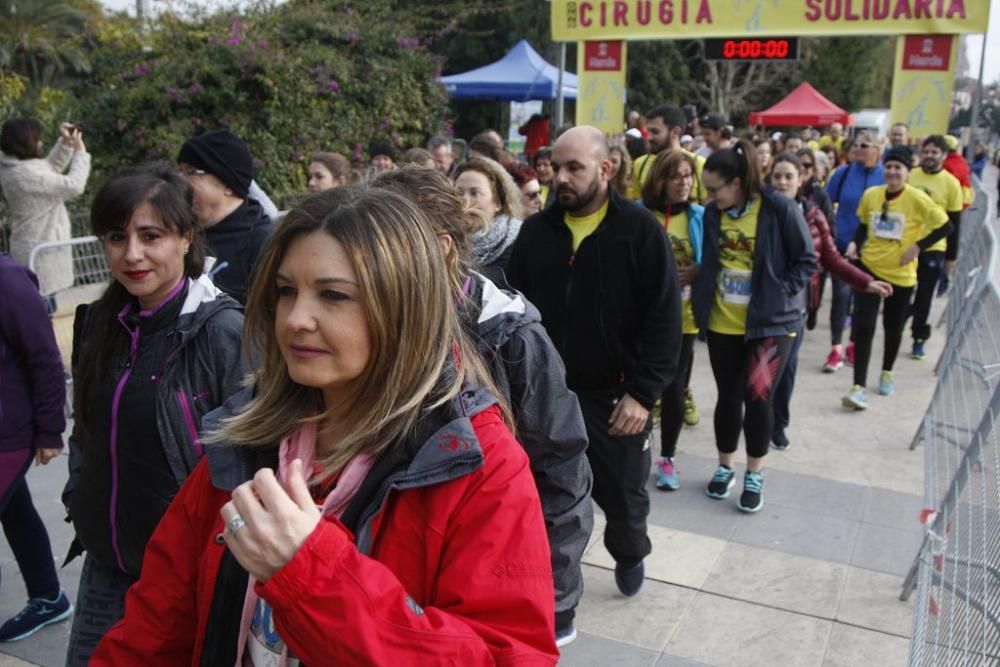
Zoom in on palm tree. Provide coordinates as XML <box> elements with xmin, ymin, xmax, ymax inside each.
<box><xmin>0</xmin><ymin>0</ymin><xmax>91</xmax><ymax>87</ymax></box>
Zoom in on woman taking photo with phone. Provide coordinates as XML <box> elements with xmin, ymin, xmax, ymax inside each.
<box><xmin>692</xmin><ymin>140</ymin><xmax>815</xmax><ymax>512</ymax></box>
<box><xmin>0</xmin><ymin>119</ymin><xmax>90</xmax><ymax>303</ymax></box>
<box><xmin>91</xmin><ymin>188</ymin><xmax>558</xmax><ymax>665</ymax></box>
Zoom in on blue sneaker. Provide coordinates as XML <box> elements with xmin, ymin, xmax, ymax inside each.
<box><xmin>705</xmin><ymin>465</ymin><xmax>736</xmax><ymax>499</ymax></box>
<box><xmin>655</xmin><ymin>456</ymin><xmax>679</xmax><ymax>490</ymax></box>
<box><xmin>842</xmin><ymin>385</ymin><xmax>868</xmax><ymax>410</ymax></box>
<box><xmin>0</xmin><ymin>590</ymin><xmax>72</xmax><ymax>642</ymax></box>
<box><xmin>912</xmin><ymin>341</ymin><xmax>926</xmax><ymax>360</ymax></box>
<box><xmin>879</xmin><ymin>370</ymin><xmax>895</xmax><ymax>396</ymax></box>
<box><xmin>614</xmin><ymin>560</ymin><xmax>645</xmax><ymax>596</ymax></box>
<box><xmin>737</xmin><ymin>471</ymin><xmax>765</xmax><ymax>513</ymax></box>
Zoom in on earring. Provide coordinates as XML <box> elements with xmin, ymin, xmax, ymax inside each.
<box><xmin>184</xmin><ymin>246</ymin><xmax>190</xmax><ymax>255</ymax></box>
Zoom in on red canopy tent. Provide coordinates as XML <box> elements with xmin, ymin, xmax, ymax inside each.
<box><xmin>748</xmin><ymin>82</ymin><xmax>850</xmax><ymax>127</ymax></box>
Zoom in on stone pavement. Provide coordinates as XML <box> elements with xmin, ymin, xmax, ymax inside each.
<box><xmin>0</xmin><ymin>295</ymin><xmax>936</xmax><ymax>667</ymax></box>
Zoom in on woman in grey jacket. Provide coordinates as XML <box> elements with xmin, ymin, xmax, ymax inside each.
<box><xmin>60</xmin><ymin>163</ymin><xmax>245</xmax><ymax>666</ymax></box>
<box><xmin>692</xmin><ymin>140</ymin><xmax>815</xmax><ymax>513</ymax></box>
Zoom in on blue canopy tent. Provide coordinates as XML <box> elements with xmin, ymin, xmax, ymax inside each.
<box><xmin>440</xmin><ymin>40</ymin><xmax>577</xmax><ymax>101</ymax></box>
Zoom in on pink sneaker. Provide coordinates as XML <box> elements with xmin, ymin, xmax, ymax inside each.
<box><xmin>655</xmin><ymin>457</ymin><xmax>679</xmax><ymax>490</ymax></box>
<box><xmin>822</xmin><ymin>348</ymin><xmax>844</xmax><ymax>373</ymax></box>
<box><xmin>846</xmin><ymin>341</ymin><xmax>856</xmax><ymax>366</ymax></box>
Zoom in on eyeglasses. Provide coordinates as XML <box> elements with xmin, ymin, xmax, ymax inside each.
<box><xmin>670</xmin><ymin>172</ymin><xmax>695</xmax><ymax>183</ymax></box>
<box><xmin>178</xmin><ymin>166</ymin><xmax>207</xmax><ymax>177</ymax></box>
<box><xmin>704</xmin><ymin>179</ymin><xmax>731</xmax><ymax>195</ymax></box>
<box><xmin>801</xmin><ymin>162</ymin><xmax>814</xmax><ymax>169</ymax></box>
<box><xmin>854</xmin><ymin>142</ymin><xmax>875</xmax><ymax>150</ymax></box>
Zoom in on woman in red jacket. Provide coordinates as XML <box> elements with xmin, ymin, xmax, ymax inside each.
<box><xmin>768</xmin><ymin>153</ymin><xmax>892</xmax><ymax>450</ymax></box>
<box><xmin>92</xmin><ymin>188</ymin><xmax>558</xmax><ymax>666</ymax></box>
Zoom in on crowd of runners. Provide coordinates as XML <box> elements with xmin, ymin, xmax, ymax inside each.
<box><xmin>0</xmin><ymin>101</ymin><xmax>987</xmax><ymax>664</ymax></box>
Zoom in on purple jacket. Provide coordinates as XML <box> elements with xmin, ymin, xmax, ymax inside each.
<box><xmin>0</xmin><ymin>255</ymin><xmax>66</xmax><ymax>452</ymax></box>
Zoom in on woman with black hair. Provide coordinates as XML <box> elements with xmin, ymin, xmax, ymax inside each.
<box><xmin>692</xmin><ymin>140</ymin><xmax>815</xmax><ymax>512</ymax></box>
<box><xmin>62</xmin><ymin>163</ymin><xmax>246</xmax><ymax>665</ymax></box>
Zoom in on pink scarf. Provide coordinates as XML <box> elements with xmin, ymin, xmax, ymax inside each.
<box><xmin>233</xmin><ymin>421</ymin><xmax>375</xmax><ymax>666</ymax></box>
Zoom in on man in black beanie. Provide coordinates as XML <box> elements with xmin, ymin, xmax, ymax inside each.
<box><xmin>370</xmin><ymin>140</ymin><xmax>396</xmax><ymax>173</ymax></box>
<box><xmin>178</xmin><ymin>129</ymin><xmax>273</xmax><ymax>304</ymax></box>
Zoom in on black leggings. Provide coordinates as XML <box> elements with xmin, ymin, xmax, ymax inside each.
<box><xmin>707</xmin><ymin>332</ymin><xmax>794</xmax><ymax>458</ymax></box>
<box><xmin>852</xmin><ymin>270</ymin><xmax>914</xmax><ymax>387</ymax></box>
<box><xmin>660</xmin><ymin>333</ymin><xmax>696</xmax><ymax>458</ymax></box>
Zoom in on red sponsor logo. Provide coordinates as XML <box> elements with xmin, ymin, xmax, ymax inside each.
<box><xmin>584</xmin><ymin>41</ymin><xmax>623</xmax><ymax>71</ymax></box>
<box><xmin>901</xmin><ymin>35</ymin><xmax>952</xmax><ymax>71</ymax></box>
<box><xmin>437</xmin><ymin>433</ymin><xmax>472</xmax><ymax>453</ymax></box>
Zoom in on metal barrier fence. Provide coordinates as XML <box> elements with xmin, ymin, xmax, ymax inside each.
<box><xmin>904</xmin><ymin>176</ymin><xmax>1000</xmax><ymax>665</ymax></box>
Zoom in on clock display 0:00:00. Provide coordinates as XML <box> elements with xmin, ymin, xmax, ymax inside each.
<box><xmin>722</xmin><ymin>39</ymin><xmax>790</xmax><ymax>59</ymax></box>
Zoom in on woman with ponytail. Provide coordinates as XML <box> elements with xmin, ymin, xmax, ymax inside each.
<box><xmin>692</xmin><ymin>140</ymin><xmax>815</xmax><ymax>513</ymax></box>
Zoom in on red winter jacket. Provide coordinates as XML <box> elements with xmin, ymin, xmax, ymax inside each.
<box><xmin>91</xmin><ymin>404</ymin><xmax>558</xmax><ymax>666</ymax></box>
<box><xmin>943</xmin><ymin>152</ymin><xmax>972</xmax><ymax>209</ymax></box>
<box><xmin>804</xmin><ymin>200</ymin><xmax>872</xmax><ymax>314</ymax></box>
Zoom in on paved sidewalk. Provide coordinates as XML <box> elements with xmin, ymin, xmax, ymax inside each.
<box><xmin>0</xmin><ymin>290</ymin><xmax>945</xmax><ymax>666</ymax></box>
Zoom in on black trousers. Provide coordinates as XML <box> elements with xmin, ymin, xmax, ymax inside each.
<box><xmin>0</xmin><ymin>452</ymin><xmax>60</xmax><ymax>602</ymax></box>
<box><xmin>65</xmin><ymin>554</ymin><xmax>135</xmax><ymax>667</ymax></box>
<box><xmin>909</xmin><ymin>251</ymin><xmax>945</xmax><ymax>343</ymax></box>
<box><xmin>852</xmin><ymin>269</ymin><xmax>914</xmax><ymax>387</ymax></box>
<box><xmin>577</xmin><ymin>388</ymin><xmax>652</xmax><ymax>568</ymax></box>
<box><xmin>707</xmin><ymin>332</ymin><xmax>794</xmax><ymax>459</ymax></box>
<box><xmin>660</xmin><ymin>333</ymin><xmax>696</xmax><ymax>458</ymax></box>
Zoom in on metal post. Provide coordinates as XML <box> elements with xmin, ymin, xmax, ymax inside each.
<box><xmin>556</xmin><ymin>42</ymin><xmax>566</xmax><ymax>138</ymax></box>
<box><xmin>967</xmin><ymin>33</ymin><xmax>987</xmax><ymax>162</ymax></box>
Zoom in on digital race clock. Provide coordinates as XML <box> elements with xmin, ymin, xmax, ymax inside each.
<box><xmin>703</xmin><ymin>38</ymin><xmax>800</xmax><ymax>61</ymax></box>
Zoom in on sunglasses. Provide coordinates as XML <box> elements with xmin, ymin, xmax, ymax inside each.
<box><xmin>801</xmin><ymin>162</ymin><xmax>814</xmax><ymax>168</ymax></box>
<box><xmin>855</xmin><ymin>142</ymin><xmax>875</xmax><ymax>150</ymax></box>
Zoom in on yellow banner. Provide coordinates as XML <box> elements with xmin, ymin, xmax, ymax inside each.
<box><xmin>551</xmin><ymin>0</ymin><xmax>988</xmax><ymax>41</ymax></box>
<box><xmin>576</xmin><ymin>40</ymin><xmax>629</xmax><ymax>134</ymax></box>
<box><xmin>890</xmin><ymin>34</ymin><xmax>958</xmax><ymax>137</ymax></box>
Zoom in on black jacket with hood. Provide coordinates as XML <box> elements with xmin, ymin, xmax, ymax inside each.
<box><xmin>506</xmin><ymin>189</ymin><xmax>682</xmax><ymax>409</ymax></box>
<box><xmin>204</xmin><ymin>198</ymin><xmax>272</xmax><ymax>305</ymax></box>
<box><xmin>463</xmin><ymin>273</ymin><xmax>592</xmax><ymax>619</ymax></box>
<box><xmin>62</xmin><ymin>275</ymin><xmax>245</xmax><ymax>577</ymax></box>
<box><xmin>692</xmin><ymin>188</ymin><xmax>816</xmax><ymax>340</ymax></box>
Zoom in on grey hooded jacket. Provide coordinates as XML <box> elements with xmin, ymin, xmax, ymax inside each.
<box><xmin>466</xmin><ymin>273</ymin><xmax>593</xmax><ymax>618</ymax></box>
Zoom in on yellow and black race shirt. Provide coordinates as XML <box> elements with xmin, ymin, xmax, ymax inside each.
<box><xmin>856</xmin><ymin>184</ymin><xmax>949</xmax><ymax>287</ymax></box>
<box><xmin>564</xmin><ymin>200</ymin><xmax>608</xmax><ymax>252</ymax></box>
<box><xmin>628</xmin><ymin>149</ymin><xmax>708</xmax><ymax>204</ymax></box>
<box><xmin>654</xmin><ymin>209</ymin><xmax>698</xmax><ymax>334</ymax></box>
<box><xmin>709</xmin><ymin>198</ymin><xmax>761</xmax><ymax>335</ymax></box>
<box><xmin>907</xmin><ymin>167</ymin><xmax>962</xmax><ymax>253</ymax></box>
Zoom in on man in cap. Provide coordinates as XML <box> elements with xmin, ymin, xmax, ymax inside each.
<box><xmin>698</xmin><ymin>112</ymin><xmax>732</xmax><ymax>157</ymax></box>
<box><xmin>370</xmin><ymin>140</ymin><xmax>396</xmax><ymax>172</ymax></box>
<box><xmin>178</xmin><ymin>128</ymin><xmax>273</xmax><ymax>304</ymax></box>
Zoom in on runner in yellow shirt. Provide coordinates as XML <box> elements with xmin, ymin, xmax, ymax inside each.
<box><xmin>842</xmin><ymin>146</ymin><xmax>950</xmax><ymax>409</ymax></box>
<box><xmin>905</xmin><ymin>135</ymin><xmax>963</xmax><ymax>359</ymax></box>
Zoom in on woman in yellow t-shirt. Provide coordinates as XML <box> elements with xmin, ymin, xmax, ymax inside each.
<box><xmin>691</xmin><ymin>140</ymin><xmax>816</xmax><ymax>513</ymax></box>
<box><xmin>842</xmin><ymin>146</ymin><xmax>950</xmax><ymax>409</ymax></box>
<box><xmin>642</xmin><ymin>150</ymin><xmax>705</xmax><ymax>492</ymax></box>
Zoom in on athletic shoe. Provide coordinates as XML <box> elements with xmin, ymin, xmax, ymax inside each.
<box><xmin>842</xmin><ymin>385</ymin><xmax>869</xmax><ymax>410</ymax></box>
<box><xmin>555</xmin><ymin>624</ymin><xmax>578</xmax><ymax>647</ymax></box>
<box><xmin>912</xmin><ymin>340</ymin><xmax>926</xmax><ymax>360</ymax></box>
<box><xmin>0</xmin><ymin>590</ymin><xmax>72</xmax><ymax>642</ymax></box>
<box><xmin>683</xmin><ymin>389</ymin><xmax>700</xmax><ymax>426</ymax></box>
<box><xmin>737</xmin><ymin>471</ymin><xmax>765</xmax><ymax>513</ymax></box>
<box><xmin>655</xmin><ymin>456</ymin><xmax>680</xmax><ymax>490</ymax></box>
<box><xmin>822</xmin><ymin>348</ymin><xmax>844</xmax><ymax>373</ymax></box>
<box><xmin>614</xmin><ymin>560</ymin><xmax>645</xmax><ymax>597</ymax></box>
<box><xmin>705</xmin><ymin>465</ymin><xmax>736</xmax><ymax>499</ymax></box>
<box><xmin>771</xmin><ymin>428</ymin><xmax>790</xmax><ymax>451</ymax></box>
<box><xmin>845</xmin><ymin>341</ymin><xmax>856</xmax><ymax>366</ymax></box>
<box><xmin>879</xmin><ymin>370</ymin><xmax>895</xmax><ymax>396</ymax></box>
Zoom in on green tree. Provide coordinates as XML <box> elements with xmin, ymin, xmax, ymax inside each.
<box><xmin>0</xmin><ymin>0</ymin><xmax>92</xmax><ymax>87</ymax></box>
<box><xmin>625</xmin><ymin>40</ymin><xmax>691</xmax><ymax>114</ymax></box>
<box><xmin>68</xmin><ymin>0</ymin><xmax>450</xmax><ymax>199</ymax></box>
<box><xmin>800</xmin><ymin>36</ymin><xmax>895</xmax><ymax>111</ymax></box>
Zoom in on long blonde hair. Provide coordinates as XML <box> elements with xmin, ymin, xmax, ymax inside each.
<box><xmin>214</xmin><ymin>187</ymin><xmax>501</xmax><ymax>477</ymax></box>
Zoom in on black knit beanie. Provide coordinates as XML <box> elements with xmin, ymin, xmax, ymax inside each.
<box><xmin>883</xmin><ymin>145</ymin><xmax>913</xmax><ymax>169</ymax></box>
<box><xmin>177</xmin><ymin>129</ymin><xmax>254</xmax><ymax>198</ymax></box>
<box><xmin>369</xmin><ymin>140</ymin><xmax>396</xmax><ymax>162</ymax></box>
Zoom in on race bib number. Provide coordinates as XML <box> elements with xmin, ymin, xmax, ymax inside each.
<box><xmin>246</xmin><ymin>599</ymin><xmax>300</xmax><ymax>667</ymax></box>
<box><xmin>871</xmin><ymin>212</ymin><xmax>905</xmax><ymax>241</ymax></box>
<box><xmin>720</xmin><ymin>268</ymin><xmax>752</xmax><ymax>305</ymax></box>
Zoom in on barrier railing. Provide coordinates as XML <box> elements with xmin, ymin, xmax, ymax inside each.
<box><xmin>904</xmin><ymin>175</ymin><xmax>1000</xmax><ymax>665</ymax></box>
<box><xmin>27</xmin><ymin>235</ymin><xmax>111</xmax><ymax>298</ymax></box>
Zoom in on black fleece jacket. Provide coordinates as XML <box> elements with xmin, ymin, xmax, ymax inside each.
<box><xmin>506</xmin><ymin>189</ymin><xmax>682</xmax><ymax>409</ymax></box>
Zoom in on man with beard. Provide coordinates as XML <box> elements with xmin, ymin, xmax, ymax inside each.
<box><xmin>507</xmin><ymin>126</ymin><xmax>682</xmax><ymax>599</ymax></box>
<box><xmin>628</xmin><ymin>105</ymin><xmax>708</xmax><ymax>203</ymax></box>
<box><xmin>906</xmin><ymin>134</ymin><xmax>963</xmax><ymax>360</ymax></box>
